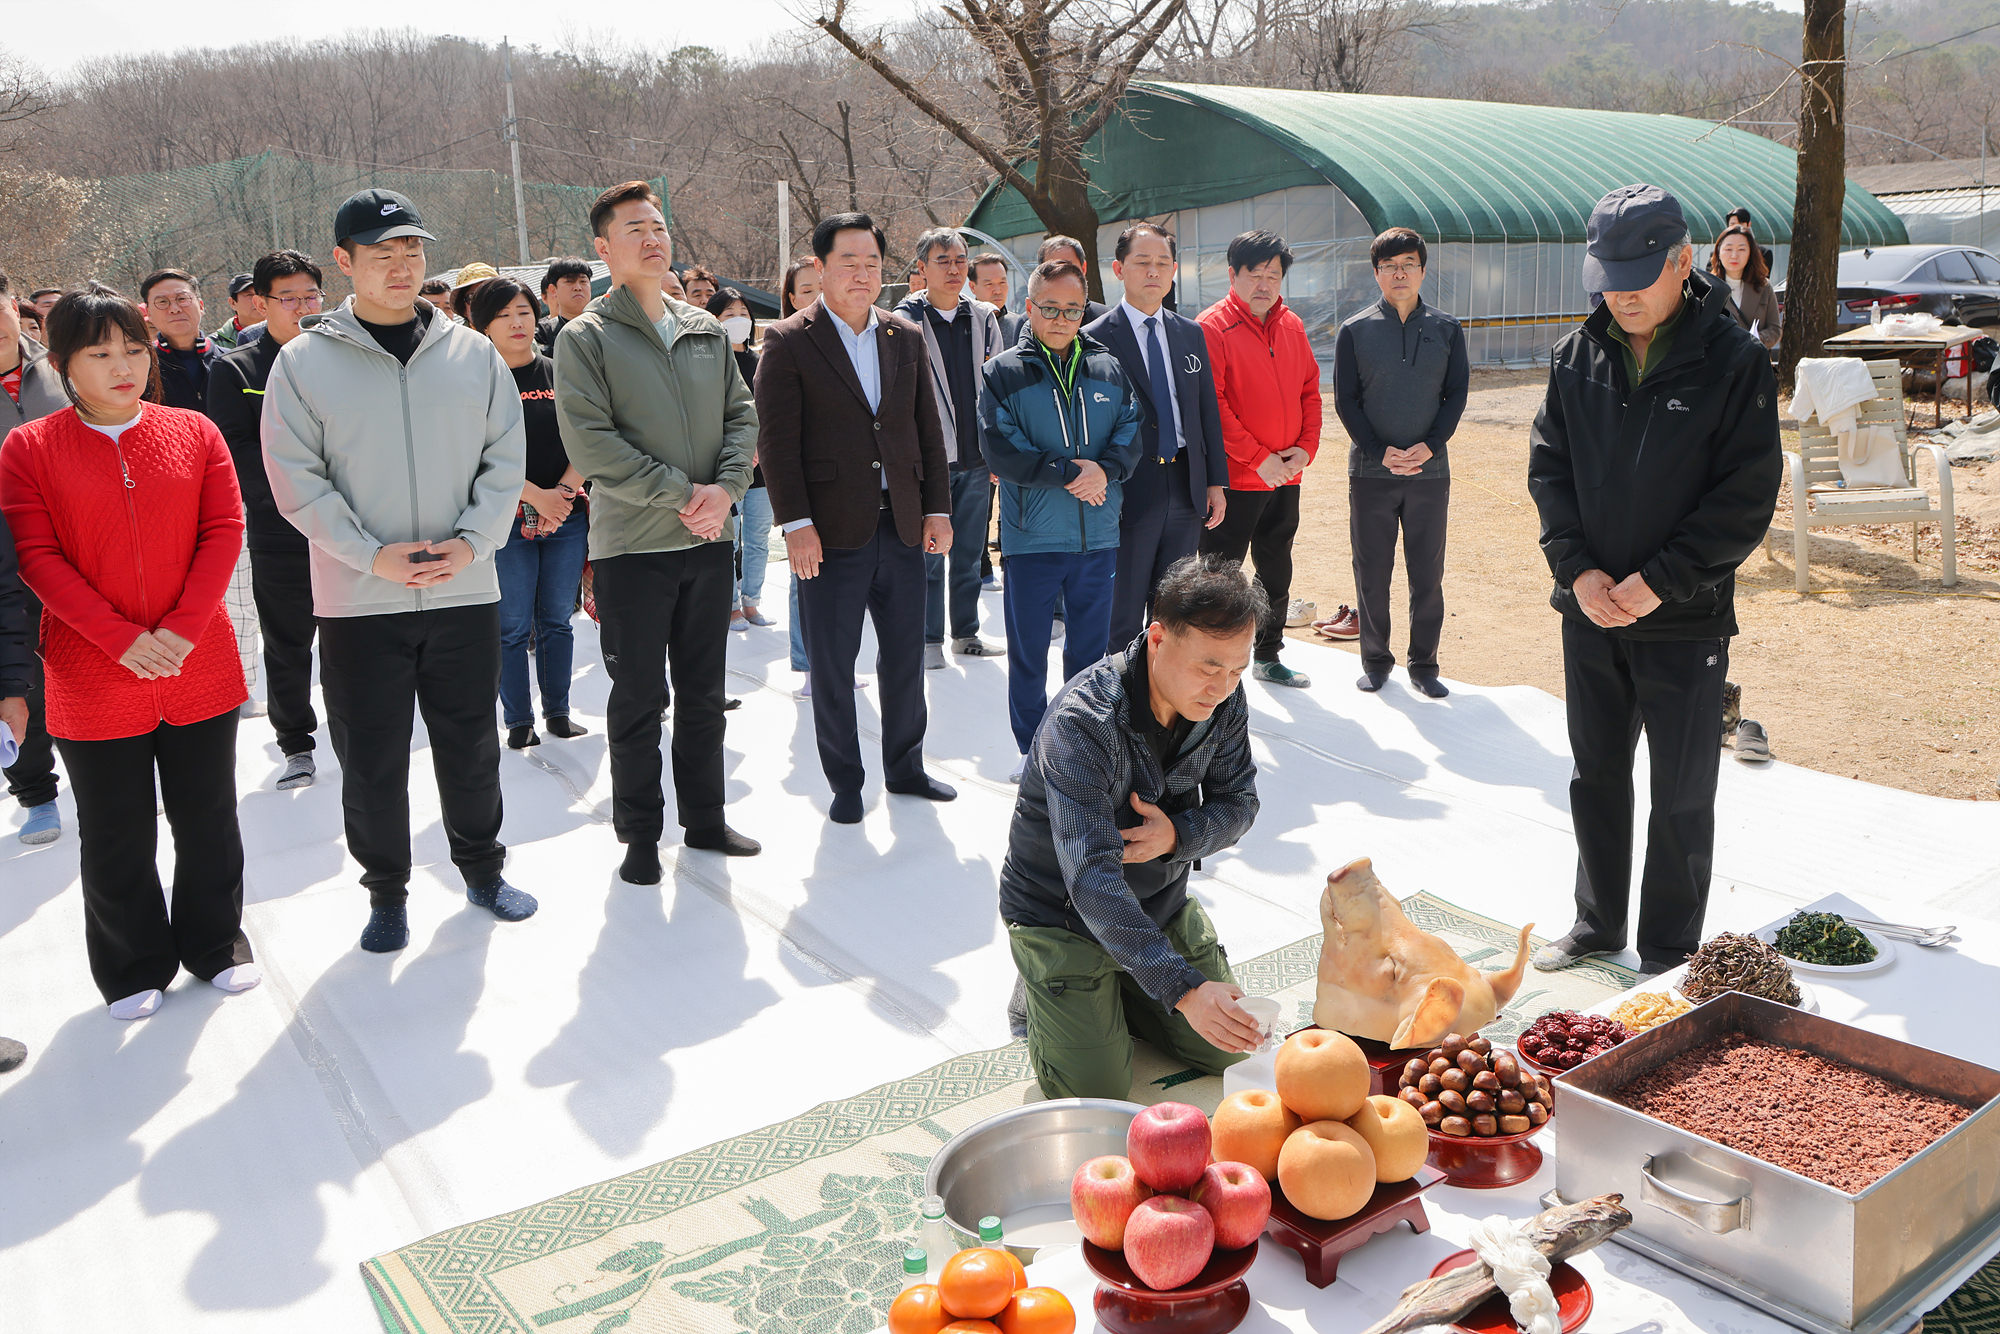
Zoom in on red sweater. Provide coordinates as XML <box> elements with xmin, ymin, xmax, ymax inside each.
<box><xmin>0</xmin><ymin>404</ymin><xmax>245</xmax><ymax>740</ymax></box>
<box><xmin>1197</xmin><ymin>290</ymin><xmax>1323</xmax><ymax>491</ymax></box>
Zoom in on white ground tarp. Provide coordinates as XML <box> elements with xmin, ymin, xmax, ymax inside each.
<box><xmin>2</xmin><ymin>602</ymin><xmax>1995</xmax><ymax>1330</ymax></box>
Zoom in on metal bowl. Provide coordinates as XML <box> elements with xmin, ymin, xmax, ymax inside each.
<box><xmin>924</xmin><ymin>1097</ymin><xmax>1143</xmax><ymax>1264</ymax></box>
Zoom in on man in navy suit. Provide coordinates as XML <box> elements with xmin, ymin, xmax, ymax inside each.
<box><xmin>1085</xmin><ymin>223</ymin><xmax>1229</xmax><ymax>655</ymax></box>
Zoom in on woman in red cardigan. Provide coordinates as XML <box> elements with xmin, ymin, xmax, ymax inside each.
<box><xmin>0</xmin><ymin>285</ymin><xmax>259</xmax><ymax>1020</ymax></box>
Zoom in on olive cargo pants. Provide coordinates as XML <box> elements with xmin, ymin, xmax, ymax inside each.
<box><xmin>1008</xmin><ymin>899</ymin><xmax>1245</xmax><ymax>1101</ymax></box>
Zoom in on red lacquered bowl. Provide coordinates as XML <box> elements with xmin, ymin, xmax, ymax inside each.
<box><xmin>1082</xmin><ymin>1239</ymin><xmax>1258</xmax><ymax>1334</ymax></box>
<box><xmin>1427</xmin><ymin>1249</ymin><xmax>1593</xmax><ymax>1333</ymax></box>
<box><xmin>1425</xmin><ymin>1111</ymin><xmax>1551</xmax><ymax>1189</ymax></box>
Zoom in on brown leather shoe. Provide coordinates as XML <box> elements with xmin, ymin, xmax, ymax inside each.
<box><xmin>1313</xmin><ymin>605</ymin><xmax>1360</xmax><ymax>641</ymax></box>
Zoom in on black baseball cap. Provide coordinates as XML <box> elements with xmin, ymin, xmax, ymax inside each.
<box><xmin>333</xmin><ymin>189</ymin><xmax>437</xmax><ymax>248</ymax></box>
<box><xmin>1582</xmin><ymin>184</ymin><xmax>1687</xmax><ymax>294</ymax></box>
<box><xmin>228</xmin><ymin>273</ymin><xmax>255</xmax><ymax>298</ymax></box>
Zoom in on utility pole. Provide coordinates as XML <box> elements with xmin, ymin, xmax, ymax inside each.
<box><xmin>503</xmin><ymin>38</ymin><xmax>531</xmax><ymax>266</ymax></box>
<box><xmin>776</xmin><ymin>180</ymin><xmax>791</xmax><ymax>286</ymax></box>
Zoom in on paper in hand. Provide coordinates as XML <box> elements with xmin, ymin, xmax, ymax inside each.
<box><xmin>0</xmin><ymin>729</ymin><xmax>17</xmax><ymax>769</ymax></box>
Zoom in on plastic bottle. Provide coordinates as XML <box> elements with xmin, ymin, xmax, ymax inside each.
<box><xmin>1872</xmin><ymin>299</ymin><xmax>1882</xmax><ymax>326</ymax></box>
<box><xmin>919</xmin><ymin>1194</ymin><xmax>953</xmax><ymax>1282</ymax></box>
<box><xmin>901</xmin><ymin>1247</ymin><xmax>928</xmax><ymax>1291</ymax></box>
<box><xmin>978</xmin><ymin>1216</ymin><xmax>1005</xmax><ymax>1251</ymax></box>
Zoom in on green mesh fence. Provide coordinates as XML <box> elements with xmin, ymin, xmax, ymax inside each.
<box><xmin>64</xmin><ymin>149</ymin><xmax>670</xmax><ymax>302</ymax></box>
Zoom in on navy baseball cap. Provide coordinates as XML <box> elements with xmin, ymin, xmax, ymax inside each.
<box><xmin>228</xmin><ymin>273</ymin><xmax>255</xmax><ymax>298</ymax></box>
<box><xmin>1583</xmin><ymin>184</ymin><xmax>1687</xmax><ymax>294</ymax></box>
<box><xmin>333</xmin><ymin>189</ymin><xmax>436</xmax><ymax>248</ymax></box>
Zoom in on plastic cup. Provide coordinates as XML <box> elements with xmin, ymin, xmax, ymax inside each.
<box><xmin>1237</xmin><ymin>996</ymin><xmax>1282</xmax><ymax>1044</ymax></box>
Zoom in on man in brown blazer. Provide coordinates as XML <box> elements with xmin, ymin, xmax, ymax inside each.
<box><xmin>757</xmin><ymin>213</ymin><xmax>958</xmax><ymax>825</ymax></box>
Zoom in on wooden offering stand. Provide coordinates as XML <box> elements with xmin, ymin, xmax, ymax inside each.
<box><xmin>1083</xmin><ymin>1239</ymin><xmax>1258</xmax><ymax>1334</ymax></box>
<box><xmin>1262</xmin><ymin>1165</ymin><xmax>1446</xmax><ymax>1288</ymax></box>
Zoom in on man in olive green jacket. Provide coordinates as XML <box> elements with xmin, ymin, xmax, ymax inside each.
<box><xmin>554</xmin><ymin>181</ymin><xmax>759</xmax><ymax>881</ymax></box>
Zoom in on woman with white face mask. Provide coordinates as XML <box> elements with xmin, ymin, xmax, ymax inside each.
<box><xmin>706</xmin><ymin>288</ymin><xmax>773</xmax><ymax>630</ymax></box>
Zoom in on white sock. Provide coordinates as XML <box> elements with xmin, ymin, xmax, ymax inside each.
<box><xmin>108</xmin><ymin>989</ymin><xmax>164</xmax><ymax>1021</ymax></box>
<box><xmin>211</xmin><ymin>963</ymin><xmax>263</xmax><ymax>994</ymax></box>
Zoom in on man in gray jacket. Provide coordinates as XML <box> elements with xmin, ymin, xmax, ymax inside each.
<box><xmin>263</xmin><ymin>189</ymin><xmax>534</xmax><ymax>953</ymax></box>
<box><xmin>555</xmin><ymin>181</ymin><xmax>760</xmax><ymax>885</ymax></box>
<box><xmin>1332</xmin><ymin>227</ymin><xmax>1468</xmax><ymax>699</ymax></box>
<box><xmin>893</xmin><ymin>228</ymin><xmax>1004</xmax><ymax>666</ymax></box>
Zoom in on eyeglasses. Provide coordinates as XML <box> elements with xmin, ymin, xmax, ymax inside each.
<box><xmin>1375</xmin><ymin>262</ymin><xmax>1423</xmax><ymax>277</ymax></box>
<box><xmin>150</xmin><ymin>294</ymin><xmax>200</xmax><ymax>310</ymax></box>
<box><xmin>267</xmin><ymin>291</ymin><xmax>325</xmax><ymax>310</ymax></box>
<box><xmin>1031</xmin><ymin>303</ymin><xmax>1087</xmax><ymax>322</ymax></box>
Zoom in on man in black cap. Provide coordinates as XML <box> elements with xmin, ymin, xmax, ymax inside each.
<box><xmin>262</xmin><ymin>188</ymin><xmax>533</xmax><ymax>953</ymax></box>
<box><xmin>212</xmin><ymin>273</ymin><xmax>265</xmax><ymax>350</ymax></box>
<box><xmin>1526</xmin><ymin>183</ymin><xmax>1781</xmax><ymax>976</ymax></box>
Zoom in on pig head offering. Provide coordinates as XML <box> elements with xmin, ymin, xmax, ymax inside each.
<box><xmin>1313</xmin><ymin>857</ymin><xmax>1531</xmax><ymax>1050</ymax></box>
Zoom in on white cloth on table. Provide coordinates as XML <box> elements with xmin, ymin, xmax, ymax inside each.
<box><xmin>1467</xmin><ymin>1214</ymin><xmax>1561</xmax><ymax>1334</ymax></box>
<box><xmin>1792</xmin><ymin>357</ymin><xmax>1906</xmax><ymax>489</ymax></box>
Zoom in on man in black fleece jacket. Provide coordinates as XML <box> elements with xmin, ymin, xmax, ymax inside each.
<box><xmin>1527</xmin><ymin>185</ymin><xmax>1780</xmax><ymax>975</ymax></box>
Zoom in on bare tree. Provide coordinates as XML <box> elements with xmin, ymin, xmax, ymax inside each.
<box><xmin>1152</xmin><ymin>0</ymin><xmax>1464</xmax><ymax>94</ymax></box>
<box><xmin>0</xmin><ymin>48</ymin><xmax>60</xmax><ymax>154</ymax></box>
<box><xmin>814</xmin><ymin>0</ymin><xmax>1186</xmax><ymax>299</ymax></box>
<box><xmin>1780</xmin><ymin>0</ymin><xmax>1846</xmax><ymax>391</ymax></box>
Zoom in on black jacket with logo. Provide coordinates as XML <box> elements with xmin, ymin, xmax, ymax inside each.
<box><xmin>1527</xmin><ymin>269</ymin><xmax>1780</xmax><ymax>641</ymax></box>
<box><xmin>206</xmin><ymin>335</ymin><xmax>306</xmax><ymax>554</ymax></box>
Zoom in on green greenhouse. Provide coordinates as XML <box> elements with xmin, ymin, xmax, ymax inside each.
<box><xmin>964</xmin><ymin>82</ymin><xmax>1908</xmax><ymax>365</ymax></box>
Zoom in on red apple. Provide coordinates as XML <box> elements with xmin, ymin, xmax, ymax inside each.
<box><xmin>1190</xmin><ymin>1160</ymin><xmax>1272</xmax><ymax>1250</ymax></box>
<box><xmin>1122</xmin><ymin>1195</ymin><xmax>1215</xmax><ymax>1290</ymax></box>
<box><xmin>1127</xmin><ymin>1102</ymin><xmax>1212</xmax><ymax>1193</ymax></box>
<box><xmin>1069</xmin><ymin>1155</ymin><xmax>1153</xmax><ymax>1248</ymax></box>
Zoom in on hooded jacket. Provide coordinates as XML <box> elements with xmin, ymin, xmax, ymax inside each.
<box><xmin>260</xmin><ymin>299</ymin><xmax>526</xmax><ymax>619</ymax></box>
<box><xmin>3</xmin><ymin>338</ymin><xmax>67</xmax><ymax>430</ymax></box>
<box><xmin>1528</xmin><ymin>268</ymin><xmax>1782</xmax><ymax>641</ymax></box>
<box><xmin>979</xmin><ymin>328</ymin><xmax>1143</xmax><ymax>556</ymax></box>
<box><xmin>1198</xmin><ymin>289</ymin><xmax>1322</xmax><ymax>491</ymax></box>
<box><xmin>998</xmin><ymin>633</ymin><xmax>1259</xmax><ymax>1010</ymax></box>
<box><xmin>553</xmin><ymin>285</ymin><xmax>756</xmax><ymax>561</ymax></box>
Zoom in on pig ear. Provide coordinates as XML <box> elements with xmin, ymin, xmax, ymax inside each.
<box><xmin>1390</xmin><ymin>977</ymin><xmax>1466</xmax><ymax>1051</ymax></box>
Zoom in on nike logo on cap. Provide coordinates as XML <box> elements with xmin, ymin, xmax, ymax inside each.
<box><xmin>380</xmin><ymin>203</ymin><xmax>399</xmax><ymax>216</ymax></box>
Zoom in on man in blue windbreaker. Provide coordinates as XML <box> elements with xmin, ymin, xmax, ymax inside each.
<box><xmin>980</xmin><ymin>259</ymin><xmax>1143</xmax><ymax>782</ymax></box>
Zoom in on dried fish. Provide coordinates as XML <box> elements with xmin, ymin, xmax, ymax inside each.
<box><xmin>1682</xmin><ymin>932</ymin><xmax>1802</xmax><ymax>1006</ymax></box>
<box><xmin>1356</xmin><ymin>1194</ymin><xmax>1633</xmax><ymax>1334</ymax></box>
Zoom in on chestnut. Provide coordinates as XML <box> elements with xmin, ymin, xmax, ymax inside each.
<box><xmin>1441</xmin><ymin>1035</ymin><xmax>1466</xmax><ymax>1061</ymax></box>
<box><xmin>1467</xmin><ymin>1036</ymin><xmax>1492</xmax><ymax>1056</ymax></box>
<box><xmin>1439</xmin><ymin>1068</ymin><xmax>1470</xmax><ymax>1095</ymax></box>
<box><xmin>1404</xmin><ymin>1059</ymin><xmax>1429</xmax><ymax>1084</ymax></box>
<box><xmin>1439</xmin><ymin>1115</ymin><xmax>1472</xmax><ymax>1137</ymax></box>
<box><xmin>1471</xmin><ymin>1114</ymin><xmax>1499</xmax><ymax>1137</ymax></box>
<box><xmin>1418</xmin><ymin>1073</ymin><xmax>1444</xmax><ymax>1097</ymax></box>
<box><xmin>1499</xmin><ymin>1115</ymin><xmax>1531</xmax><ymax>1135</ymax></box>
<box><xmin>1400</xmin><ymin>1086</ymin><xmax>1428</xmax><ymax>1110</ymax></box>
<box><xmin>1438</xmin><ymin>1089</ymin><xmax>1468</xmax><ymax>1116</ymax></box>
<box><xmin>1429</xmin><ymin>1056</ymin><xmax>1453</xmax><ymax>1077</ymax></box>
<box><xmin>1494</xmin><ymin>1053</ymin><xmax>1521</xmax><ymax>1088</ymax></box>
<box><xmin>1457</xmin><ymin>1049</ymin><xmax>1485</xmax><ymax>1075</ymax></box>
<box><xmin>1465</xmin><ymin>1090</ymin><xmax>1496</xmax><ymax>1115</ymax></box>
<box><xmin>1419</xmin><ymin>1100</ymin><xmax>1445</xmax><ymax>1126</ymax></box>
<box><xmin>1498</xmin><ymin>1089</ymin><xmax>1527</xmax><ymax>1115</ymax></box>
<box><xmin>1472</xmin><ymin>1070</ymin><xmax>1500</xmax><ymax>1094</ymax></box>
<box><xmin>1527</xmin><ymin>1102</ymin><xmax>1549</xmax><ymax>1126</ymax></box>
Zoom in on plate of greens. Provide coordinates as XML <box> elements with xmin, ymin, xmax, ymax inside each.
<box><xmin>1755</xmin><ymin>910</ymin><xmax>1897</xmax><ymax>975</ymax></box>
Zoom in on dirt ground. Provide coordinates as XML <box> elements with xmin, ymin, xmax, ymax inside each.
<box><xmin>1277</xmin><ymin>369</ymin><xmax>2000</xmax><ymax>801</ymax></box>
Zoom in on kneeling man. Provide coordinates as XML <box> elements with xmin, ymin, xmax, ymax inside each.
<box><xmin>1000</xmin><ymin>554</ymin><xmax>1265</xmax><ymax>1100</ymax></box>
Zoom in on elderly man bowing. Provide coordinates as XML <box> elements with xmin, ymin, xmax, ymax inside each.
<box><xmin>1527</xmin><ymin>185</ymin><xmax>1780</xmax><ymax>977</ymax></box>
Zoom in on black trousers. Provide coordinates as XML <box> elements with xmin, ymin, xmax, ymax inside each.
<box><xmin>1199</xmin><ymin>484</ymin><xmax>1300</xmax><ymax>661</ymax></box>
<box><xmin>798</xmin><ymin>509</ymin><xmax>928</xmax><ymax>795</ymax></box>
<box><xmin>55</xmin><ymin>708</ymin><xmax>251</xmax><ymax>1002</ymax></box>
<box><xmin>1349</xmin><ymin>476</ymin><xmax>1450</xmax><ymax>675</ymax></box>
<box><xmin>592</xmin><ymin>541</ymin><xmax>734</xmax><ymax>843</ymax></box>
<box><xmin>1562</xmin><ymin>618</ymin><xmax>1729</xmax><ymax>966</ymax></box>
<box><xmin>4</xmin><ymin>588</ymin><xmax>57</xmax><ymax>809</ymax></box>
<box><xmin>317</xmin><ymin>604</ymin><xmax>505</xmax><ymax>906</ymax></box>
<box><xmin>249</xmin><ymin>547</ymin><xmax>319</xmax><ymax>756</ymax></box>
<box><xmin>1107</xmin><ymin>456</ymin><xmax>1202</xmax><ymax>655</ymax></box>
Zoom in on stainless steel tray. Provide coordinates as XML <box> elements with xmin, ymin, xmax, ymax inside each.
<box><xmin>1549</xmin><ymin>993</ymin><xmax>2000</xmax><ymax>1334</ymax></box>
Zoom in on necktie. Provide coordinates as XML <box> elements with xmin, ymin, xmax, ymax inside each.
<box><xmin>1144</xmin><ymin>316</ymin><xmax>1178</xmax><ymax>463</ymax></box>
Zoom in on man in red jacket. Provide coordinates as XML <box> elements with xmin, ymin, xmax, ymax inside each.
<box><xmin>1197</xmin><ymin>231</ymin><xmax>1320</xmax><ymax>687</ymax></box>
